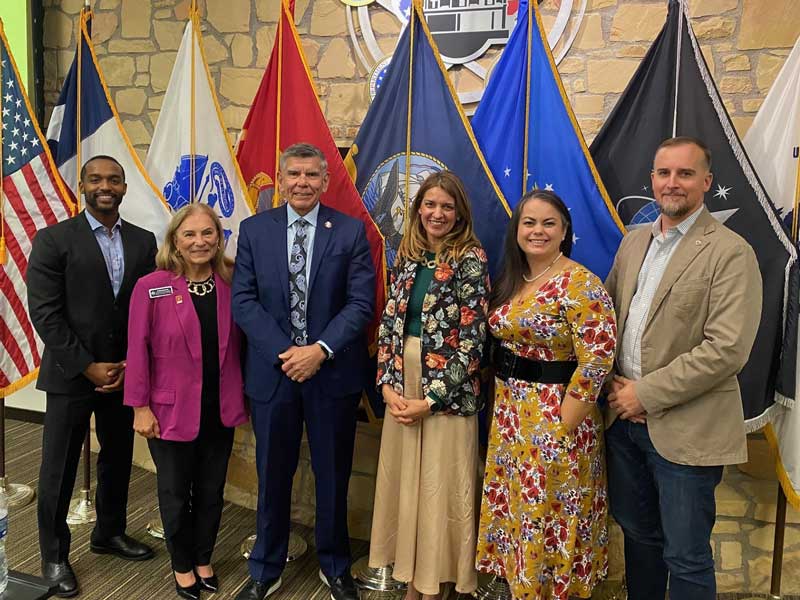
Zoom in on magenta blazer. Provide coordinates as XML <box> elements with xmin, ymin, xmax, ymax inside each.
<box><xmin>124</xmin><ymin>269</ymin><xmax>248</xmax><ymax>441</ymax></box>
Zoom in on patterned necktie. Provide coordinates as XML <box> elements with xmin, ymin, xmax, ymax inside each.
<box><xmin>289</xmin><ymin>218</ymin><xmax>309</xmax><ymax>346</ymax></box>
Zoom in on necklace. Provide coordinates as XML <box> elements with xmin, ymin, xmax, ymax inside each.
<box><xmin>422</xmin><ymin>252</ymin><xmax>437</xmax><ymax>269</ymax></box>
<box><xmin>186</xmin><ymin>274</ymin><xmax>215</xmax><ymax>296</ymax></box>
<box><xmin>523</xmin><ymin>252</ymin><xmax>563</xmax><ymax>283</ymax></box>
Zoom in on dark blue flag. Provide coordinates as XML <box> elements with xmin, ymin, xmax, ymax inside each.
<box><xmin>345</xmin><ymin>0</ymin><xmax>510</xmax><ymax>419</ymax></box>
<box><xmin>590</xmin><ymin>0</ymin><xmax>799</xmax><ymax>428</ymax></box>
<box><xmin>345</xmin><ymin>0</ymin><xmax>510</xmax><ymax>277</ymax></box>
<box><xmin>472</xmin><ymin>0</ymin><xmax>624</xmax><ymax>281</ymax></box>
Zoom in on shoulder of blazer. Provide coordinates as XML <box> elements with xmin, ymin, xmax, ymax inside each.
<box><xmin>120</xmin><ymin>218</ymin><xmax>155</xmax><ymax>239</ymax></box>
<box><xmin>135</xmin><ymin>269</ymin><xmax>176</xmax><ymax>288</ymax></box>
<box><xmin>318</xmin><ymin>203</ymin><xmax>362</xmax><ymax>231</ymax></box>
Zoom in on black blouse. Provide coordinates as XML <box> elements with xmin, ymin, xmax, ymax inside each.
<box><xmin>189</xmin><ymin>284</ymin><xmax>222</xmax><ymax>431</ymax></box>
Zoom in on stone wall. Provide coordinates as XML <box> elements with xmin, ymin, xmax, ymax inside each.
<box><xmin>43</xmin><ymin>0</ymin><xmax>800</xmax><ymax>153</ymax></box>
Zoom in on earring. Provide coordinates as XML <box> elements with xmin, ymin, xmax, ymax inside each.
<box><xmin>176</xmin><ymin>250</ymin><xmax>182</xmax><ymax>258</ymax></box>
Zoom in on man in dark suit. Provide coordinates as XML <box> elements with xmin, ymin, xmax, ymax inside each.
<box><xmin>27</xmin><ymin>155</ymin><xmax>157</xmax><ymax>598</ymax></box>
<box><xmin>232</xmin><ymin>143</ymin><xmax>375</xmax><ymax>600</ymax></box>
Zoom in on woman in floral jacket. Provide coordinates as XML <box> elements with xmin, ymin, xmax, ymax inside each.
<box><xmin>368</xmin><ymin>171</ymin><xmax>489</xmax><ymax>600</ymax></box>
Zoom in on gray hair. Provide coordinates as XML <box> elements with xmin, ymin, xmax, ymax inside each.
<box><xmin>279</xmin><ymin>143</ymin><xmax>328</xmax><ymax>173</ymax></box>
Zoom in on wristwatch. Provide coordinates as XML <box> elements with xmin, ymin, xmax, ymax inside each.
<box><xmin>317</xmin><ymin>341</ymin><xmax>334</xmax><ymax>361</ymax></box>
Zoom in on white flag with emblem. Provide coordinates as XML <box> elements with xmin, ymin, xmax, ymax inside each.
<box><xmin>744</xmin><ymin>35</ymin><xmax>800</xmax><ymax>509</ymax></box>
<box><xmin>145</xmin><ymin>5</ymin><xmax>252</xmax><ymax>256</ymax></box>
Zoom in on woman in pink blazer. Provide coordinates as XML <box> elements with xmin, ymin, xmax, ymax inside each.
<box><xmin>125</xmin><ymin>203</ymin><xmax>248</xmax><ymax>600</ymax></box>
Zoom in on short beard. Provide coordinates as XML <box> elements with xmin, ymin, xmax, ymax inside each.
<box><xmin>657</xmin><ymin>199</ymin><xmax>689</xmax><ymax>219</ymax></box>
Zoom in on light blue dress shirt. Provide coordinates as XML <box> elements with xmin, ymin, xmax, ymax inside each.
<box><xmin>285</xmin><ymin>202</ymin><xmax>332</xmax><ymax>357</ymax></box>
<box><xmin>85</xmin><ymin>210</ymin><xmax>124</xmax><ymax>298</ymax></box>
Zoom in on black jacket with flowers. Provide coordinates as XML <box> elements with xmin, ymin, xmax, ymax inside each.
<box><xmin>376</xmin><ymin>246</ymin><xmax>489</xmax><ymax>416</ymax></box>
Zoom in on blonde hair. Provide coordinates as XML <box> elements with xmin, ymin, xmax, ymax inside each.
<box><xmin>395</xmin><ymin>170</ymin><xmax>480</xmax><ymax>265</ymax></box>
<box><xmin>156</xmin><ymin>203</ymin><xmax>234</xmax><ymax>283</ymax></box>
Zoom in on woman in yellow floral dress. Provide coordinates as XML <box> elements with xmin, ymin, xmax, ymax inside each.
<box><xmin>476</xmin><ymin>190</ymin><xmax>617</xmax><ymax>600</ymax></box>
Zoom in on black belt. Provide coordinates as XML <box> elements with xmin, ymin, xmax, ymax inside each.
<box><xmin>492</xmin><ymin>345</ymin><xmax>577</xmax><ymax>384</ymax></box>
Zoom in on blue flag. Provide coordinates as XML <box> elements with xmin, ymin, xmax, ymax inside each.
<box><xmin>472</xmin><ymin>0</ymin><xmax>624</xmax><ymax>280</ymax></box>
<box><xmin>345</xmin><ymin>0</ymin><xmax>510</xmax><ymax>276</ymax></box>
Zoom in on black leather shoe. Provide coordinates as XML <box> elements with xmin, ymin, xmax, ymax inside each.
<box><xmin>41</xmin><ymin>560</ymin><xmax>79</xmax><ymax>598</ymax></box>
<box><xmin>174</xmin><ymin>572</ymin><xmax>201</xmax><ymax>600</ymax></box>
<box><xmin>234</xmin><ymin>576</ymin><xmax>281</xmax><ymax>600</ymax></box>
<box><xmin>195</xmin><ymin>569</ymin><xmax>219</xmax><ymax>593</ymax></box>
<box><xmin>90</xmin><ymin>533</ymin><xmax>155</xmax><ymax>561</ymax></box>
<box><xmin>319</xmin><ymin>569</ymin><xmax>359</xmax><ymax>600</ymax></box>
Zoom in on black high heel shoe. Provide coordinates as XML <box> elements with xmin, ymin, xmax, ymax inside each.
<box><xmin>174</xmin><ymin>572</ymin><xmax>201</xmax><ymax>600</ymax></box>
<box><xmin>194</xmin><ymin>569</ymin><xmax>219</xmax><ymax>593</ymax></box>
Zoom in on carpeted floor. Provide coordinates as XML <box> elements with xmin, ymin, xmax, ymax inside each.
<box><xmin>3</xmin><ymin>418</ymin><xmax>799</xmax><ymax>599</ymax></box>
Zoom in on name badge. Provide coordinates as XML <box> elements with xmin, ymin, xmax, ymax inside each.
<box><xmin>148</xmin><ymin>286</ymin><xmax>174</xmax><ymax>299</ymax></box>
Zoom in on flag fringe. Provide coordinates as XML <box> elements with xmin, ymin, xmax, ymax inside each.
<box><xmin>763</xmin><ymin>421</ymin><xmax>800</xmax><ymax>510</ymax></box>
<box><xmin>776</xmin><ymin>391</ymin><xmax>796</xmax><ymax>410</ymax></box>
<box><xmin>684</xmin><ymin>2</ymin><xmax>796</xmax><ymax>261</ymax></box>
<box><xmin>685</xmin><ymin>2</ymin><xmax>798</xmax><ymax>413</ymax></box>
<box><xmin>744</xmin><ymin>400</ymin><xmax>782</xmax><ymax>433</ymax></box>
<box><xmin>0</xmin><ymin>368</ymin><xmax>39</xmax><ymax>398</ymax></box>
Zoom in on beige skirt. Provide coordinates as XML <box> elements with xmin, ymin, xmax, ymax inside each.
<box><xmin>368</xmin><ymin>336</ymin><xmax>479</xmax><ymax>595</ymax></box>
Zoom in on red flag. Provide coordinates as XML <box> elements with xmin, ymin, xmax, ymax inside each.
<box><xmin>1</xmin><ymin>21</ymin><xmax>75</xmax><ymax>395</ymax></box>
<box><xmin>236</xmin><ymin>0</ymin><xmax>385</xmax><ymax>337</ymax></box>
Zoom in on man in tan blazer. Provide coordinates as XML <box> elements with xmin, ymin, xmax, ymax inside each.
<box><xmin>604</xmin><ymin>136</ymin><xmax>762</xmax><ymax>600</ymax></box>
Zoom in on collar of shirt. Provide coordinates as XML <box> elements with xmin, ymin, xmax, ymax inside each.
<box><xmin>650</xmin><ymin>204</ymin><xmax>704</xmax><ymax>242</ymax></box>
<box><xmin>286</xmin><ymin>202</ymin><xmax>320</xmax><ymax>229</ymax></box>
<box><xmin>85</xmin><ymin>209</ymin><xmax>122</xmax><ymax>235</ymax></box>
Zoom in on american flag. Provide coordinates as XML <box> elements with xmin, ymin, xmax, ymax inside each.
<box><xmin>1</xmin><ymin>28</ymin><xmax>73</xmax><ymax>395</ymax></box>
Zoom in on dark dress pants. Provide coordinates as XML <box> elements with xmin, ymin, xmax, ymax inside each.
<box><xmin>247</xmin><ymin>379</ymin><xmax>360</xmax><ymax>583</ymax></box>
<box><xmin>606</xmin><ymin>419</ymin><xmax>724</xmax><ymax>600</ymax></box>
<box><xmin>38</xmin><ymin>391</ymin><xmax>134</xmax><ymax>563</ymax></box>
<box><xmin>148</xmin><ymin>421</ymin><xmax>235</xmax><ymax>573</ymax></box>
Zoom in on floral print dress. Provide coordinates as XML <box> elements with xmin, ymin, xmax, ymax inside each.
<box><xmin>476</xmin><ymin>267</ymin><xmax>617</xmax><ymax>600</ymax></box>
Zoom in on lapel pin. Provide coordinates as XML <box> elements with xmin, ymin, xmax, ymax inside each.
<box><xmin>324</xmin><ymin>220</ymin><xmax>332</xmax><ymax>229</ymax></box>
<box><xmin>695</xmin><ymin>240</ymin><xmax>702</xmax><ymax>246</ymax></box>
<box><xmin>176</xmin><ymin>295</ymin><xmax>183</xmax><ymax>304</ymax></box>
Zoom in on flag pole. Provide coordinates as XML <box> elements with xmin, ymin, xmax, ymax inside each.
<box><xmin>273</xmin><ymin>0</ymin><xmax>285</xmax><ymax>208</ymax></box>
<box><xmin>522</xmin><ymin>0</ymin><xmax>532</xmax><ymax>197</ymax></box>
<box><xmin>404</xmin><ymin>1</ymin><xmax>417</xmax><ymax>232</ymax></box>
<box><xmin>190</xmin><ymin>0</ymin><xmax>197</xmax><ymax>203</ymax></box>
<box><xmin>76</xmin><ymin>6</ymin><xmax>88</xmax><ymax>212</ymax></box>
<box><xmin>672</xmin><ymin>0</ymin><xmax>684</xmax><ymax>137</ymax></box>
<box><xmin>791</xmin><ymin>145</ymin><xmax>800</xmax><ymax>241</ymax></box>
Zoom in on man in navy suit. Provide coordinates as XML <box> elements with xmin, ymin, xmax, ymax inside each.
<box><xmin>233</xmin><ymin>143</ymin><xmax>375</xmax><ymax>600</ymax></box>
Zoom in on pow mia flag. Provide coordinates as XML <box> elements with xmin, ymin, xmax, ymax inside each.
<box><xmin>590</xmin><ymin>0</ymin><xmax>799</xmax><ymax>429</ymax></box>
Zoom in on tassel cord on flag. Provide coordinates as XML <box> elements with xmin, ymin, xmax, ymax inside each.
<box><xmin>404</xmin><ymin>1</ymin><xmax>417</xmax><ymax>228</ymax></box>
<box><xmin>521</xmin><ymin>2</ymin><xmax>532</xmax><ymax>198</ymax></box>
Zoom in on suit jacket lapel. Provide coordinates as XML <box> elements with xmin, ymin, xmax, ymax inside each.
<box><xmin>272</xmin><ymin>207</ymin><xmax>290</xmax><ymax>307</ymax></box>
<box><xmin>215</xmin><ymin>273</ymin><xmax>231</xmax><ymax>365</ymax></box>
<box><xmin>308</xmin><ymin>204</ymin><xmax>332</xmax><ymax>292</ymax></box>
<box><xmin>119</xmin><ymin>220</ymin><xmax>139</xmax><ymax>298</ymax></box>
<box><xmin>644</xmin><ymin>209</ymin><xmax>714</xmax><ymax>328</ymax></box>
<box><xmin>172</xmin><ymin>277</ymin><xmax>202</xmax><ymax>361</ymax></box>
<box><xmin>78</xmin><ymin>212</ymin><xmax>115</xmax><ymax>302</ymax></box>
